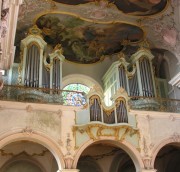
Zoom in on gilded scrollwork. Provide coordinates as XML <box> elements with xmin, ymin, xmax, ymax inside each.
<box><xmin>73</xmin><ymin>123</ymin><xmax>139</xmax><ymax>145</ymax></box>
<box><xmin>89</xmin><ymin>95</ymin><xmax>101</xmax><ymax>106</ymax></box>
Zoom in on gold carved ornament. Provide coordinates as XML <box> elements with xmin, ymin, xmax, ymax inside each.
<box><xmin>73</xmin><ymin>123</ymin><xmax>139</xmax><ymax>142</ymax></box>
<box><xmin>89</xmin><ymin>95</ymin><xmax>101</xmax><ymax>106</ymax></box>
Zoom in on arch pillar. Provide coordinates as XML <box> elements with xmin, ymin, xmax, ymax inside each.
<box><xmin>141</xmin><ymin>169</ymin><xmax>157</xmax><ymax>172</ymax></box>
<box><xmin>60</xmin><ymin>170</ymin><xmax>79</xmax><ymax>172</ymax></box>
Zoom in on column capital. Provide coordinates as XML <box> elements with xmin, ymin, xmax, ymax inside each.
<box><xmin>141</xmin><ymin>169</ymin><xmax>157</xmax><ymax>172</ymax></box>
<box><xmin>60</xmin><ymin>169</ymin><xmax>79</xmax><ymax>172</ymax></box>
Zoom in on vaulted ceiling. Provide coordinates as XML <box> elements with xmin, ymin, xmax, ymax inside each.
<box><xmin>15</xmin><ymin>0</ymin><xmax>180</xmax><ymax>64</ymax></box>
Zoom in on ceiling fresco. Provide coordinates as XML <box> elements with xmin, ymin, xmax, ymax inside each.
<box><xmin>15</xmin><ymin>0</ymin><xmax>180</xmax><ymax>63</ymax></box>
<box><xmin>36</xmin><ymin>13</ymin><xmax>144</xmax><ymax>64</ymax></box>
<box><xmin>52</xmin><ymin>0</ymin><xmax>168</xmax><ymax>16</ymax></box>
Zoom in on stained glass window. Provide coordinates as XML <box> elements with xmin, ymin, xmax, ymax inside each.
<box><xmin>63</xmin><ymin>83</ymin><xmax>90</xmax><ymax>106</ymax></box>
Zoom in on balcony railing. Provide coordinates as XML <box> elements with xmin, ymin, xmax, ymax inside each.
<box><xmin>0</xmin><ymin>85</ymin><xmax>180</xmax><ymax>113</ymax></box>
<box><xmin>0</xmin><ymin>85</ymin><xmax>86</xmax><ymax>106</ymax></box>
<box><xmin>129</xmin><ymin>96</ymin><xmax>180</xmax><ymax>113</ymax></box>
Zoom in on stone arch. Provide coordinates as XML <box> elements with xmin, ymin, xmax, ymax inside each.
<box><xmin>73</xmin><ymin>138</ymin><xmax>144</xmax><ymax>172</ymax></box>
<box><xmin>151</xmin><ymin>136</ymin><xmax>180</xmax><ymax>168</ymax></box>
<box><xmin>0</xmin><ymin>130</ymin><xmax>65</xmax><ymax>170</ymax></box>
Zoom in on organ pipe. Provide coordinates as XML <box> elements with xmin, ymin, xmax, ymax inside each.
<box><xmin>52</xmin><ymin>58</ymin><xmax>61</xmax><ymax>90</ymax></box>
<box><xmin>139</xmin><ymin>57</ymin><xmax>154</xmax><ymax>97</ymax></box>
<box><xmin>119</xmin><ymin>65</ymin><xmax>128</xmax><ymax>92</ymax></box>
<box><xmin>116</xmin><ymin>99</ymin><xmax>128</xmax><ymax>123</ymax></box>
<box><xmin>90</xmin><ymin>96</ymin><xmax>102</xmax><ymax>122</ymax></box>
<box><xmin>24</xmin><ymin>44</ymin><xmax>40</xmax><ymax>87</ymax></box>
<box><xmin>129</xmin><ymin>69</ymin><xmax>139</xmax><ymax>97</ymax></box>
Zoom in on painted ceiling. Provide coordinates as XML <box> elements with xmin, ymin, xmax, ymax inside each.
<box><xmin>36</xmin><ymin>13</ymin><xmax>143</xmax><ymax>63</ymax></box>
<box><xmin>15</xmin><ymin>0</ymin><xmax>180</xmax><ymax>64</ymax></box>
<box><xmin>53</xmin><ymin>0</ymin><xmax>168</xmax><ymax>16</ymax></box>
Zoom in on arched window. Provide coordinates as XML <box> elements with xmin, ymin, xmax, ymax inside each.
<box><xmin>63</xmin><ymin>83</ymin><xmax>90</xmax><ymax>106</ymax></box>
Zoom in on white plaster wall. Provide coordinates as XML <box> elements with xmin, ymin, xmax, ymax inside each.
<box><xmin>62</xmin><ymin>56</ymin><xmax>118</xmax><ymax>88</ymax></box>
<box><xmin>134</xmin><ymin>110</ymin><xmax>180</xmax><ymax>157</ymax></box>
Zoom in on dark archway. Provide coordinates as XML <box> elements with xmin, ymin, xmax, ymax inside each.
<box><xmin>154</xmin><ymin>144</ymin><xmax>180</xmax><ymax>172</ymax></box>
<box><xmin>77</xmin><ymin>143</ymin><xmax>136</xmax><ymax>172</ymax></box>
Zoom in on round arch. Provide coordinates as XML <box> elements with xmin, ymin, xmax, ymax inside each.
<box><xmin>0</xmin><ymin>130</ymin><xmax>65</xmax><ymax>170</ymax></box>
<box><xmin>62</xmin><ymin>74</ymin><xmax>103</xmax><ymax>92</ymax></box>
<box><xmin>73</xmin><ymin>139</ymin><xmax>144</xmax><ymax>171</ymax></box>
<box><xmin>151</xmin><ymin>137</ymin><xmax>180</xmax><ymax>168</ymax></box>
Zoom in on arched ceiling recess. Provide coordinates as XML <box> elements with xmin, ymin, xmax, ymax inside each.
<box><xmin>35</xmin><ymin>13</ymin><xmax>144</xmax><ymax>64</ymax></box>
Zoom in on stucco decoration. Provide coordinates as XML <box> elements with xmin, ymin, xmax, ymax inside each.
<box><xmin>136</xmin><ymin>115</ymin><xmax>152</xmax><ymax>156</ymax></box>
<box><xmin>22</xmin><ymin>127</ymin><xmax>34</xmax><ymax>136</ymax></box>
<box><xmin>73</xmin><ymin>122</ymin><xmax>140</xmax><ymax>149</ymax></box>
<box><xmin>170</xmin><ymin>132</ymin><xmax>180</xmax><ymax>142</ymax></box>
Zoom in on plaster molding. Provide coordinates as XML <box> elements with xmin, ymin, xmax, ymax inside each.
<box><xmin>21</xmin><ymin>126</ymin><xmax>34</xmax><ymax>136</ymax></box>
<box><xmin>66</xmin><ymin>133</ymin><xmax>72</xmax><ymax>156</ymax></box>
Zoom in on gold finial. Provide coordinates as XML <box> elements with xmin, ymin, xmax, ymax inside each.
<box><xmin>53</xmin><ymin>44</ymin><xmax>63</xmax><ymax>54</ymax></box>
<box><xmin>138</xmin><ymin>39</ymin><xmax>150</xmax><ymax>50</ymax></box>
<box><xmin>28</xmin><ymin>25</ymin><xmax>43</xmax><ymax>37</ymax></box>
<box><xmin>118</xmin><ymin>52</ymin><xmax>125</xmax><ymax>59</ymax></box>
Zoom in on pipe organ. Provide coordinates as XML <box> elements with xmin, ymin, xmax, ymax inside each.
<box><xmin>89</xmin><ymin>94</ymin><xmax>128</xmax><ymax>124</ymax></box>
<box><xmin>19</xmin><ymin>26</ymin><xmax>65</xmax><ymax>90</ymax></box>
<box><xmin>103</xmin><ymin>49</ymin><xmax>156</xmax><ymax>106</ymax></box>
